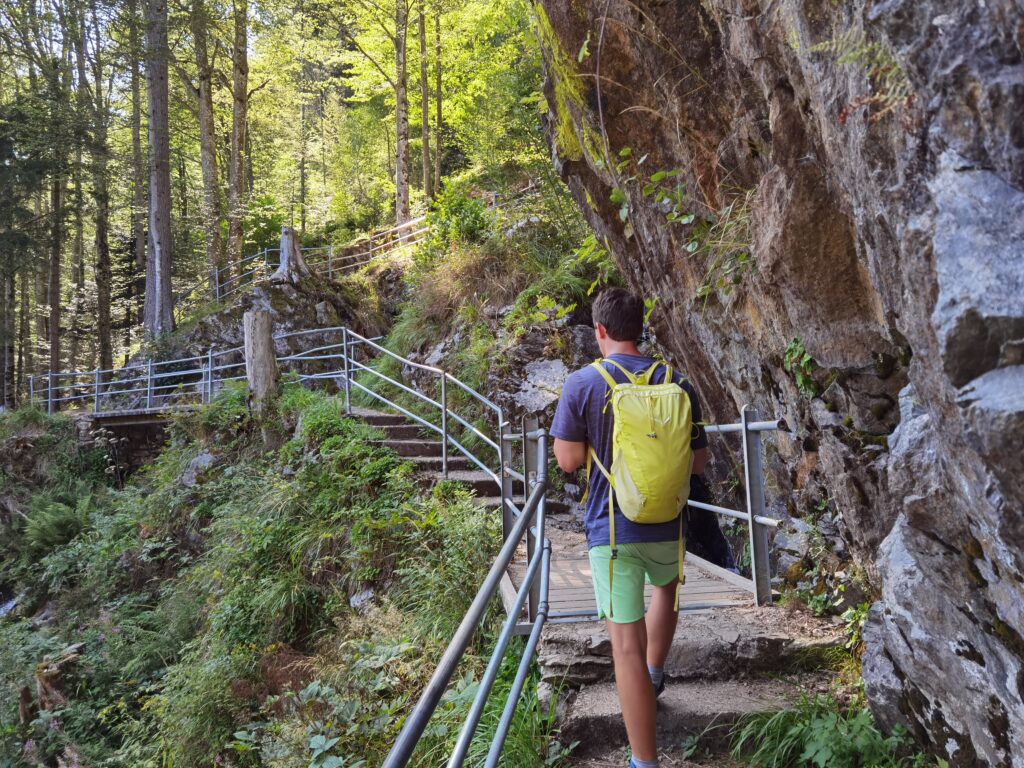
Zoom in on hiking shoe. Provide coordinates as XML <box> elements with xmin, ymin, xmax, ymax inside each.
<box><xmin>653</xmin><ymin>676</ymin><xmax>666</xmax><ymax>698</ymax></box>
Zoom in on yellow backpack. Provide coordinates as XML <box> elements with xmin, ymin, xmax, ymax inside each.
<box><xmin>586</xmin><ymin>359</ymin><xmax>694</xmax><ymax>615</ymax></box>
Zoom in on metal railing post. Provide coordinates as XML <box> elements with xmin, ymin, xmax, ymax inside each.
<box><xmin>342</xmin><ymin>328</ymin><xmax>352</xmax><ymax>414</ymax></box>
<box><xmin>499</xmin><ymin>418</ymin><xmax>514</xmax><ymax>545</ymax></box>
<box><xmin>29</xmin><ymin>375</ymin><xmax>34</xmax><ymax>406</ymax></box>
<box><xmin>327</xmin><ymin>245</ymin><xmax>334</xmax><ymax>279</ymax></box>
<box><xmin>742</xmin><ymin>405</ymin><xmax>772</xmax><ymax>605</ymax></box>
<box><xmin>93</xmin><ymin>369</ymin><xmax>101</xmax><ymax>413</ymax></box>
<box><xmin>206</xmin><ymin>348</ymin><xmax>215</xmax><ymax>403</ymax></box>
<box><xmin>523</xmin><ymin>415</ymin><xmax>540</xmax><ymax>622</ymax></box>
<box><xmin>47</xmin><ymin>371</ymin><xmax>53</xmax><ymax>415</ymax></box>
<box><xmin>146</xmin><ymin>360</ymin><xmax>154</xmax><ymax>409</ymax></box>
<box><xmin>440</xmin><ymin>374</ymin><xmax>449</xmax><ymax>478</ymax></box>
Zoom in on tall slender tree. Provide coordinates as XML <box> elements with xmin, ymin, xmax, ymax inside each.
<box><xmin>181</xmin><ymin>0</ymin><xmax>225</xmax><ymax>296</ymax></box>
<box><xmin>418</xmin><ymin>0</ymin><xmax>430</xmax><ymax>199</ymax></box>
<box><xmin>394</xmin><ymin>0</ymin><xmax>410</xmax><ymax>223</ymax></box>
<box><xmin>433</xmin><ymin>5</ymin><xmax>441</xmax><ymax>197</ymax></box>
<box><xmin>128</xmin><ymin>0</ymin><xmax>146</xmax><ymax>332</ymax></box>
<box><xmin>144</xmin><ymin>0</ymin><xmax>174</xmax><ymax>337</ymax></box>
<box><xmin>227</xmin><ymin>0</ymin><xmax>249</xmax><ymax>269</ymax></box>
<box><xmin>87</xmin><ymin>0</ymin><xmax>113</xmax><ymax>373</ymax></box>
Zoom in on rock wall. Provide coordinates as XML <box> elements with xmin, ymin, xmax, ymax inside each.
<box><xmin>535</xmin><ymin>0</ymin><xmax>1024</xmax><ymax>765</ymax></box>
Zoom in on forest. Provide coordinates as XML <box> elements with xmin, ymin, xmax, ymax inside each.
<box><xmin>0</xmin><ymin>0</ymin><xmax>541</xmax><ymax>399</ymax></box>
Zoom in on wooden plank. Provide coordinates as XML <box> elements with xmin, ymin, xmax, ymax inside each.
<box><xmin>686</xmin><ymin>553</ymin><xmax>756</xmax><ymax>592</ymax></box>
<box><xmin>511</xmin><ymin>544</ymin><xmax>754</xmax><ymax>625</ymax></box>
<box><xmin>499</xmin><ymin>572</ymin><xmax>522</xmax><ymax>620</ymax></box>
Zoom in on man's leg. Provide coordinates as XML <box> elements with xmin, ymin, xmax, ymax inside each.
<box><xmin>646</xmin><ymin>580</ymin><xmax>679</xmax><ymax>672</ymax></box>
<box><xmin>608</xmin><ymin>618</ymin><xmax>658</xmax><ymax>762</ymax></box>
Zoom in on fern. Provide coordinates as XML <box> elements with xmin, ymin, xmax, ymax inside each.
<box><xmin>810</xmin><ymin>30</ymin><xmax>912</xmax><ymax>122</ymax></box>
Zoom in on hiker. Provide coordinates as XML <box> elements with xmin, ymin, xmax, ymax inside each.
<box><xmin>551</xmin><ymin>287</ymin><xmax>708</xmax><ymax>768</ymax></box>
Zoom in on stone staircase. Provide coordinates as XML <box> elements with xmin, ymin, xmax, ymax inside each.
<box><xmin>546</xmin><ymin>605</ymin><xmax>842</xmax><ymax>764</ymax></box>
<box><xmin>354</xmin><ymin>407</ymin><xmax>505</xmax><ymax>508</ymax></box>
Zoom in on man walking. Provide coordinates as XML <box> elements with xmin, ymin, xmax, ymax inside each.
<box><xmin>551</xmin><ymin>288</ymin><xmax>708</xmax><ymax>768</ymax></box>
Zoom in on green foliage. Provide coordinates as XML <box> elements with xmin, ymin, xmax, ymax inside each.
<box><xmin>244</xmin><ymin>195</ymin><xmax>289</xmax><ymax>253</ymax></box>
<box><xmin>422</xmin><ymin>180</ymin><xmax>493</xmax><ymax>260</ymax></box>
<box><xmin>731</xmin><ymin>694</ymin><xmax>940</xmax><ymax>768</ymax></box>
<box><xmin>24</xmin><ymin>489</ymin><xmax>95</xmax><ymax>558</ymax></box>
<box><xmin>842</xmin><ymin>602</ymin><xmax>871</xmax><ymax>654</ymax></box>
<box><xmin>806</xmin><ymin>592</ymin><xmax>833</xmax><ymax>618</ymax></box>
<box><xmin>0</xmin><ymin>375</ymin><xmax>575</xmax><ymax>767</ymax></box>
<box><xmin>784</xmin><ymin>337</ymin><xmax>819</xmax><ymax>398</ymax></box>
<box><xmin>572</xmin><ymin>232</ymin><xmax>620</xmax><ymax>295</ymax></box>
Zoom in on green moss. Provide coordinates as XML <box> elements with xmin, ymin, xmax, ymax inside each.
<box><xmin>534</xmin><ymin>5</ymin><xmax>585</xmax><ymax>162</ymax></box>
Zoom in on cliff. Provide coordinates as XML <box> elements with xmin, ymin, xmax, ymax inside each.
<box><xmin>534</xmin><ymin>0</ymin><xmax>1024</xmax><ymax>765</ymax></box>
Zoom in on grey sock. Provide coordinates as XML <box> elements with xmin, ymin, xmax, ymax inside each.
<box><xmin>648</xmin><ymin>664</ymin><xmax>664</xmax><ymax>688</ymax></box>
<box><xmin>630</xmin><ymin>757</ymin><xmax>659</xmax><ymax>768</ymax></box>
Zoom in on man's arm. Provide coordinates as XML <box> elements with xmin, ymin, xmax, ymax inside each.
<box><xmin>554</xmin><ymin>438</ymin><xmax>587</xmax><ymax>473</ymax></box>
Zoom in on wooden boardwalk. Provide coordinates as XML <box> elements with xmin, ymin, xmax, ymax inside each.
<box><xmin>504</xmin><ymin>526</ymin><xmax>754</xmax><ymax>625</ymax></box>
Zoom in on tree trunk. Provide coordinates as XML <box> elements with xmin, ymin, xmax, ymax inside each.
<box><xmin>228</xmin><ymin>0</ymin><xmax>249</xmax><ymax>270</ymax></box>
<box><xmin>34</xmin><ymin>193</ymin><xmax>47</xmax><ymax>375</ymax></box>
<box><xmin>144</xmin><ymin>0</ymin><xmax>174</xmax><ymax>338</ymax></box>
<box><xmin>89</xmin><ymin>0</ymin><xmax>113</xmax><ymax>375</ymax></box>
<box><xmin>270</xmin><ymin>226</ymin><xmax>312</xmax><ymax>286</ymax></box>
<box><xmin>70</xmin><ymin>163</ymin><xmax>84</xmax><ymax>372</ymax></box>
<box><xmin>2</xmin><ymin>275</ymin><xmax>13</xmax><ymax>409</ymax></box>
<box><xmin>419</xmin><ymin>1</ymin><xmax>431</xmax><ymax>199</ymax></box>
<box><xmin>129</xmin><ymin>0</ymin><xmax>146</xmax><ymax>329</ymax></box>
<box><xmin>18</xmin><ymin>269</ymin><xmax>30</xmax><ymax>398</ymax></box>
<box><xmin>299</xmin><ymin>102</ymin><xmax>307</xmax><ymax>236</ymax></box>
<box><xmin>71</xmin><ymin>7</ymin><xmax>89</xmax><ymax>372</ymax></box>
<box><xmin>49</xmin><ymin>177</ymin><xmax>62</xmax><ymax>376</ymax></box>
<box><xmin>93</xmin><ymin>152</ymin><xmax>112</xmax><ymax>374</ymax></box>
<box><xmin>191</xmin><ymin>0</ymin><xmax>225</xmax><ymax>299</ymax></box>
<box><xmin>394</xmin><ymin>0</ymin><xmax>410</xmax><ymax>224</ymax></box>
<box><xmin>243</xmin><ymin>310</ymin><xmax>278</xmax><ymax>418</ymax></box>
<box><xmin>434</xmin><ymin>8</ymin><xmax>442</xmax><ymax>197</ymax></box>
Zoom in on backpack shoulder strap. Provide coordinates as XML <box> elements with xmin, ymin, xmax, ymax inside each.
<box><xmin>589</xmin><ymin>359</ymin><xmax>619</xmax><ymax>389</ymax></box>
<box><xmin>639</xmin><ymin>360</ymin><xmax>674</xmax><ymax>386</ymax></box>
<box><xmin>600</xmin><ymin>358</ymin><xmax>639</xmax><ymax>385</ymax></box>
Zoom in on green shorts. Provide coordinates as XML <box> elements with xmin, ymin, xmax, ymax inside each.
<box><xmin>588</xmin><ymin>540</ymin><xmax>680</xmax><ymax>624</ymax></box>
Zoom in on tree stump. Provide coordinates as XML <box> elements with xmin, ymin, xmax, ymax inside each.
<box><xmin>244</xmin><ymin>310</ymin><xmax>279</xmax><ymax>418</ymax></box>
<box><xmin>270</xmin><ymin>226</ymin><xmax>312</xmax><ymax>285</ymax></box>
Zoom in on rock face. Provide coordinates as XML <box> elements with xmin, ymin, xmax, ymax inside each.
<box><xmin>535</xmin><ymin>1</ymin><xmax>1024</xmax><ymax>765</ymax></box>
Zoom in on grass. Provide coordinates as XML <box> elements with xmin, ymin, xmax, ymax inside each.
<box><xmin>729</xmin><ymin>693</ymin><xmax>944</xmax><ymax>768</ymax></box>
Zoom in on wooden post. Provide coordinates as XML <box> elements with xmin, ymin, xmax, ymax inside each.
<box><xmin>243</xmin><ymin>310</ymin><xmax>279</xmax><ymax>417</ymax></box>
<box><xmin>270</xmin><ymin>226</ymin><xmax>312</xmax><ymax>286</ymax></box>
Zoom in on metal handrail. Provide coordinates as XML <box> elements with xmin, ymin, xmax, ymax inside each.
<box><xmin>382</xmin><ymin>427</ymin><xmax>551</xmax><ymax>768</ymax></box>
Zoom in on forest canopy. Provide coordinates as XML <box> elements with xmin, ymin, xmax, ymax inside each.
<box><xmin>0</xmin><ymin>0</ymin><xmax>546</xmax><ymax>403</ymax></box>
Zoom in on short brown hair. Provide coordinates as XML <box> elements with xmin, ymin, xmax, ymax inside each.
<box><xmin>592</xmin><ymin>287</ymin><xmax>644</xmax><ymax>342</ymax></box>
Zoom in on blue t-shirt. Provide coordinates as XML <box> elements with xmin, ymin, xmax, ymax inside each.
<box><xmin>550</xmin><ymin>354</ymin><xmax>708</xmax><ymax>548</ymax></box>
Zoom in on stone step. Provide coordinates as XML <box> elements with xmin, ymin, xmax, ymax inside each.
<box><xmin>374</xmin><ymin>439</ymin><xmax>443</xmax><ymax>457</ymax></box>
<box><xmin>406</xmin><ymin>455</ymin><xmax>474</xmax><ymax>472</ymax></box>
<box><xmin>569</xmin><ymin>745</ymin><xmax>740</xmax><ymax>768</ymax></box>
<box><xmin>422</xmin><ymin>469</ymin><xmax>500</xmax><ymax>496</ymax></box>
<box><xmin>561</xmin><ymin>675</ymin><xmax>829</xmax><ymax>758</ymax></box>
<box><xmin>539</xmin><ymin>606</ymin><xmax>843</xmax><ymax>689</ymax></box>
<box><xmin>350</xmin><ymin>407</ymin><xmax>407</xmax><ymax>426</ymax></box>
<box><xmin>379</xmin><ymin>423</ymin><xmax>432</xmax><ymax>440</ymax></box>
